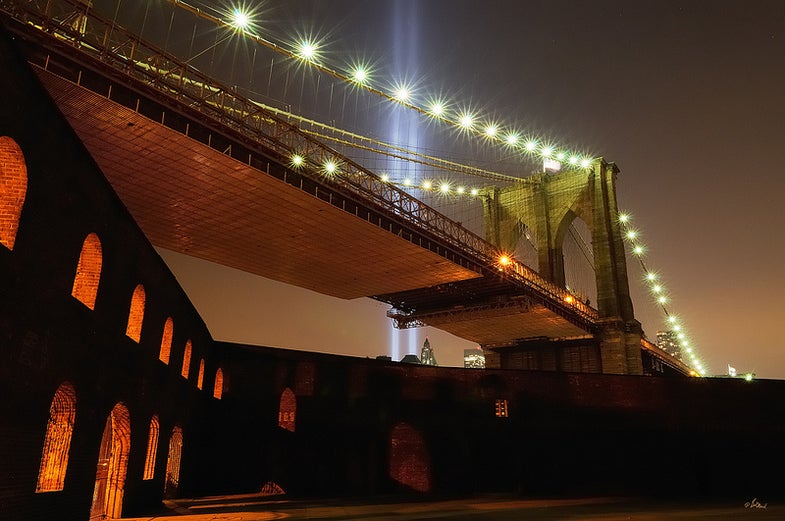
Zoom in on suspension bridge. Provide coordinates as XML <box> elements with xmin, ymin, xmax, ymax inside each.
<box><xmin>0</xmin><ymin>0</ymin><xmax>693</xmax><ymax>376</ymax></box>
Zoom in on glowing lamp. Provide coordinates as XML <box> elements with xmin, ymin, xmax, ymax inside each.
<box><xmin>484</xmin><ymin>125</ymin><xmax>498</xmax><ymax>137</ymax></box>
<box><xmin>439</xmin><ymin>183</ymin><xmax>450</xmax><ymax>193</ymax></box>
<box><xmin>421</xmin><ymin>180</ymin><xmax>433</xmax><ymax>190</ymax></box>
<box><xmin>298</xmin><ymin>40</ymin><xmax>317</xmax><ymax>60</ymax></box>
<box><xmin>291</xmin><ymin>154</ymin><xmax>304</xmax><ymax>167</ymax></box>
<box><xmin>470</xmin><ymin>188</ymin><xmax>479</xmax><ymax>196</ymax></box>
<box><xmin>352</xmin><ymin>67</ymin><xmax>368</xmax><ymax>83</ymax></box>
<box><xmin>393</xmin><ymin>86</ymin><xmax>410</xmax><ymax>102</ymax></box>
<box><xmin>323</xmin><ymin>160</ymin><xmax>337</xmax><ymax>174</ymax></box>
<box><xmin>429</xmin><ymin>102</ymin><xmax>445</xmax><ymax>116</ymax></box>
<box><xmin>564</xmin><ymin>295</ymin><xmax>575</xmax><ymax>304</ymax></box>
<box><xmin>505</xmin><ymin>133</ymin><xmax>519</xmax><ymax>145</ymax></box>
<box><xmin>231</xmin><ymin>9</ymin><xmax>250</xmax><ymax>30</ymax></box>
<box><xmin>459</xmin><ymin>114</ymin><xmax>474</xmax><ymax>128</ymax></box>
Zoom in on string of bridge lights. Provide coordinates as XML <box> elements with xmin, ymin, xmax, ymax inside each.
<box><xmin>168</xmin><ymin>0</ymin><xmax>597</xmax><ymax>171</ymax></box>
<box><xmin>618</xmin><ymin>213</ymin><xmax>705</xmax><ymax>376</ymax></box>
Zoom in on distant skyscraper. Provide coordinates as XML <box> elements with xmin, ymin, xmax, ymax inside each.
<box><xmin>464</xmin><ymin>347</ymin><xmax>486</xmax><ymax>369</ymax></box>
<box><xmin>420</xmin><ymin>338</ymin><xmax>437</xmax><ymax>366</ymax></box>
<box><xmin>656</xmin><ymin>330</ymin><xmax>682</xmax><ymax>360</ymax></box>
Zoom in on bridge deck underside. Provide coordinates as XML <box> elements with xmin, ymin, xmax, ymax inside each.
<box><xmin>378</xmin><ymin>279</ymin><xmax>592</xmax><ymax>345</ymax></box>
<box><xmin>36</xmin><ymin>70</ymin><xmax>481</xmax><ymax>299</ymax></box>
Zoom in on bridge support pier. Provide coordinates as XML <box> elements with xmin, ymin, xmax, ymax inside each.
<box><xmin>482</xmin><ymin>160</ymin><xmax>644</xmax><ymax>375</ymax></box>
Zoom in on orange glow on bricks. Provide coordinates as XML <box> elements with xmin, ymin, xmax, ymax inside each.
<box><xmin>125</xmin><ymin>285</ymin><xmax>145</xmax><ymax>342</ymax></box>
<box><xmin>71</xmin><ymin>233</ymin><xmax>102</xmax><ymax>310</ymax></box>
<box><xmin>0</xmin><ymin>136</ymin><xmax>27</xmax><ymax>251</ymax></box>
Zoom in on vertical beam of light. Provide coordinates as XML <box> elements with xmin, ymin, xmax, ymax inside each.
<box><xmin>408</xmin><ymin>328</ymin><xmax>417</xmax><ymax>356</ymax></box>
<box><xmin>390</xmin><ymin>321</ymin><xmax>399</xmax><ymax>361</ymax></box>
<box><xmin>387</xmin><ymin>1</ymin><xmax>423</xmax><ymax>184</ymax></box>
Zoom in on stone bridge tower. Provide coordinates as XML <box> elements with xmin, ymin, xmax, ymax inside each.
<box><xmin>483</xmin><ymin>160</ymin><xmax>643</xmax><ymax>375</ymax></box>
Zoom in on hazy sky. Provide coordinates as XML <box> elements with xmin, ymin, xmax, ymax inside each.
<box><xmin>148</xmin><ymin>1</ymin><xmax>785</xmax><ymax>377</ymax></box>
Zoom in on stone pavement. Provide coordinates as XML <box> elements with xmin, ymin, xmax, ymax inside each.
<box><xmin>124</xmin><ymin>493</ymin><xmax>784</xmax><ymax>520</ymax></box>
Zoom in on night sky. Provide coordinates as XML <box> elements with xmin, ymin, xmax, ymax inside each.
<box><xmin>143</xmin><ymin>1</ymin><xmax>785</xmax><ymax>377</ymax></box>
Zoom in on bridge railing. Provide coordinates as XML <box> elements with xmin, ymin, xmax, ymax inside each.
<box><xmin>1</xmin><ymin>0</ymin><xmax>598</xmax><ymax>323</ymax></box>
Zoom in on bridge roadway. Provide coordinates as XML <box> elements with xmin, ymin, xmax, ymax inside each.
<box><xmin>1</xmin><ymin>3</ymin><xmax>600</xmax><ymax>347</ymax></box>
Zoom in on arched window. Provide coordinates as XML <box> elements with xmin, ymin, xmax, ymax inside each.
<box><xmin>89</xmin><ymin>403</ymin><xmax>131</xmax><ymax>520</ymax></box>
<box><xmin>213</xmin><ymin>368</ymin><xmax>224</xmax><ymax>399</ymax></box>
<box><xmin>36</xmin><ymin>382</ymin><xmax>76</xmax><ymax>492</ymax></box>
<box><xmin>389</xmin><ymin>422</ymin><xmax>431</xmax><ymax>493</ymax></box>
<box><xmin>159</xmin><ymin>317</ymin><xmax>173</xmax><ymax>364</ymax></box>
<box><xmin>196</xmin><ymin>359</ymin><xmax>205</xmax><ymax>390</ymax></box>
<box><xmin>125</xmin><ymin>284</ymin><xmax>145</xmax><ymax>343</ymax></box>
<box><xmin>71</xmin><ymin>233</ymin><xmax>102</xmax><ymax>310</ymax></box>
<box><xmin>278</xmin><ymin>388</ymin><xmax>296</xmax><ymax>432</ymax></box>
<box><xmin>0</xmin><ymin>136</ymin><xmax>27</xmax><ymax>251</ymax></box>
<box><xmin>164</xmin><ymin>426</ymin><xmax>183</xmax><ymax>497</ymax></box>
<box><xmin>180</xmin><ymin>340</ymin><xmax>192</xmax><ymax>378</ymax></box>
<box><xmin>142</xmin><ymin>415</ymin><xmax>159</xmax><ymax>480</ymax></box>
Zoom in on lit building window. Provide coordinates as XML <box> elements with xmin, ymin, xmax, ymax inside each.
<box><xmin>159</xmin><ymin>317</ymin><xmax>173</xmax><ymax>364</ymax></box>
<box><xmin>125</xmin><ymin>284</ymin><xmax>145</xmax><ymax>342</ymax></box>
<box><xmin>181</xmin><ymin>340</ymin><xmax>192</xmax><ymax>378</ymax></box>
<box><xmin>142</xmin><ymin>415</ymin><xmax>159</xmax><ymax>480</ymax></box>
<box><xmin>389</xmin><ymin>422</ymin><xmax>431</xmax><ymax>493</ymax></box>
<box><xmin>89</xmin><ymin>403</ymin><xmax>131</xmax><ymax>520</ymax></box>
<box><xmin>71</xmin><ymin>233</ymin><xmax>102</xmax><ymax>310</ymax></box>
<box><xmin>278</xmin><ymin>388</ymin><xmax>296</xmax><ymax>432</ymax></box>
<box><xmin>36</xmin><ymin>382</ymin><xmax>76</xmax><ymax>492</ymax></box>
<box><xmin>0</xmin><ymin>136</ymin><xmax>27</xmax><ymax>251</ymax></box>
<box><xmin>213</xmin><ymin>368</ymin><xmax>224</xmax><ymax>399</ymax></box>
<box><xmin>197</xmin><ymin>359</ymin><xmax>204</xmax><ymax>390</ymax></box>
<box><xmin>165</xmin><ymin>426</ymin><xmax>183</xmax><ymax>495</ymax></box>
<box><xmin>495</xmin><ymin>399</ymin><xmax>509</xmax><ymax>418</ymax></box>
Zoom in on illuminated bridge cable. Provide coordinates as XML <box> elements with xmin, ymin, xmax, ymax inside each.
<box><xmin>617</xmin><ymin>213</ymin><xmax>705</xmax><ymax>375</ymax></box>
<box><xmin>163</xmin><ymin>0</ymin><xmax>597</xmax><ymax>170</ymax></box>
<box><xmin>253</xmin><ymin>102</ymin><xmax>529</xmax><ymax>184</ymax></box>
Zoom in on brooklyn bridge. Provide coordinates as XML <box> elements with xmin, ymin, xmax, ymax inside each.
<box><xmin>1</xmin><ymin>1</ymin><xmax>783</xmax><ymax>520</ymax></box>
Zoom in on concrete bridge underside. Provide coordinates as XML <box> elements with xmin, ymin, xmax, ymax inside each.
<box><xmin>33</xmin><ymin>67</ymin><xmax>595</xmax><ymax>344</ymax></box>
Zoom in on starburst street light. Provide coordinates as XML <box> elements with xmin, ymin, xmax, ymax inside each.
<box><xmin>297</xmin><ymin>39</ymin><xmax>318</xmax><ymax>61</ymax></box>
<box><xmin>230</xmin><ymin>8</ymin><xmax>251</xmax><ymax>31</ymax></box>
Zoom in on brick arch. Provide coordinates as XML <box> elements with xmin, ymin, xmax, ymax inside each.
<box><xmin>89</xmin><ymin>402</ymin><xmax>131</xmax><ymax>520</ymax></box>
<box><xmin>0</xmin><ymin>136</ymin><xmax>27</xmax><ymax>251</ymax></box>
<box><xmin>159</xmin><ymin>317</ymin><xmax>173</xmax><ymax>364</ymax></box>
<box><xmin>164</xmin><ymin>426</ymin><xmax>183</xmax><ymax>497</ymax></box>
<box><xmin>36</xmin><ymin>381</ymin><xmax>77</xmax><ymax>492</ymax></box>
<box><xmin>71</xmin><ymin>233</ymin><xmax>102</xmax><ymax>310</ymax></box>
<box><xmin>389</xmin><ymin>422</ymin><xmax>431</xmax><ymax>493</ymax></box>
<box><xmin>142</xmin><ymin>415</ymin><xmax>159</xmax><ymax>480</ymax></box>
<box><xmin>278</xmin><ymin>388</ymin><xmax>296</xmax><ymax>432</ymax></box>
<box><xmin>213</xmin><ymin>368</ymin><xmax>224</xmax><ymax>399</ymax></box>
<box><xmin>181</xmin><ymin>340</ymin><xmax>192</xmax><ymax>378</ymax></box>
<box><xmin>125</xmin><ymin>284</ymin><xmax>145</xmax><ymax>342</ymax></box>
<box><xmin>196</xmin><ymin>359</ymin><xmax>205</xmax><ymax>390</ymax></box>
